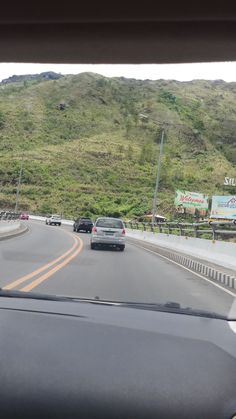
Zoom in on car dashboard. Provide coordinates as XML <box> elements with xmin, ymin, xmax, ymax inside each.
<box><xmin>0</xmin><ymin>295</ymin><xmax>236</xmax><ymax>418</ymax></box>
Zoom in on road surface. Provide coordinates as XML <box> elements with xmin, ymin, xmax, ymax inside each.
<box><xmin>0</xmin><ymin>220</ymin><xmax>234</xmax><ymax>316</ymax></box>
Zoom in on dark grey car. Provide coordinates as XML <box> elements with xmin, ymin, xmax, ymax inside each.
<box><xmin>73</xmin><ymin>217</ymin><xmax>93</xmax><ymax>233</ymax></box>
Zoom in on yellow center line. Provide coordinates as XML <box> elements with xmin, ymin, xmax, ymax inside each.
<box><xmin>20</xmin><ymin>237</ymin><xmax>83</xmax><ymax>292</ymax></box>
<box><xmin>3</xmin><ymin>231</ymin><xmax>79</xmax><ymax>290</ymax></box>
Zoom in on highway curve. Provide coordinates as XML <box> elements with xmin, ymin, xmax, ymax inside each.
<box><xmin>0</xmin><ymin>220</ymin><xmax>234</xmax><ymax>316</ymax></box>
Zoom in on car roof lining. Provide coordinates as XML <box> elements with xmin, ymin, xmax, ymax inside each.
<box><xmin>0</xmin><ymin>2</ymin><xmax>236</xmax><ymax>64</ymax></box>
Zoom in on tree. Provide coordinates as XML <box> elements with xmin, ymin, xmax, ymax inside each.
<box><xmin>0</xmin><ymin>111</ymin><xmax>5</xmax><ymax>129</ymax></box>
<box><xmin>154</xmin><ymin>127</ymin><xmax>163</xmax><ymax>144</ymax></box>
<box><xmin>118</xmin><ymin>144</ymin><xmax>124</xmax><ymax>155</ymax></box>
<box><xmin>139</xmin><ymin>143</ymin><xmax>153</xmax><ymax>164</ymax></box>
<box><xmin>125</xmin><ymin>117</ymin><xmax>132</xmax><ymax>139</ymax></box>
<box><xmin>127</xmin><ymin>144</ymin><xmax>134</xmax><ymax>160</ymax></box>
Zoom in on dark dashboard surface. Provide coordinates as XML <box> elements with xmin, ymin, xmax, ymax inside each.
<box><xmin>0</xmin><ymin>296</ymin><xmax>236</xmax><ymax>419</ymax></box>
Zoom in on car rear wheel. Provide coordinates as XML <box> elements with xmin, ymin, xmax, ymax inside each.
<box><xmin>119</xmin><ymin>245</ymin><xmax>125</xmax><ymax>251</ymax></box>
<box><xmin>91</xmin><ymin>243</ymin><xmax>96</xmax><ymax>249</ymax></box>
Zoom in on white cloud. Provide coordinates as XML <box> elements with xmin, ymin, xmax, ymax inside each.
<box><xmin>1</xmin><ymin>62</ymin><xmax>236</xmax><ymax>82</ymax></box>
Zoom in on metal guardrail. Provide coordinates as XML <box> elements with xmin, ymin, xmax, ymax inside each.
<box><xmin>2</xmin><ymin>211</ymin><xmax>236</xmax><ymax>241</ymax></box>
<box><xmin>124</xmin><ymin>220</ymin><xmax>236</xmax><ymax>241</ymax></box>
<box><xmin>0</xmin><ymin>211</ymin><xmax>20</xmax><ymax>221</ymax></box>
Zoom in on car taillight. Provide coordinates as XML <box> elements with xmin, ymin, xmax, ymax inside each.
<box><xmin>122</xmin><ymin>228</ymin><xmax>126</xmax><ymax>235</ymax></box>
<box><xmin>92</xmin><ymin>227</ymin><xmax>97</xmax><ymax>233</ymax></box>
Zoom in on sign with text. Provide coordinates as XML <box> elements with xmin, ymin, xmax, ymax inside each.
<box><xmin>224</xmin><ymin>177</ymin><xmax>236</xmax><ymax>186</ymax></box>
<box><xmin>211</xmin><ymin>195</ymin><xmax>236</xmax><ymax>220</ymax></box>
<box><xmin>174</xmin><ymin>190</ymin><xmax>209</xmax><ymax>215</ymax></box>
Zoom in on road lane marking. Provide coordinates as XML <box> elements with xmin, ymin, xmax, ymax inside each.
<box><xmin>3</xmin><ymin>232</ymin><xmax>79</xmax><ymax>290</ymax></box>
<box><xmin>20</xmin><ymin>237</ymin><xmax>83</xmax><ymax>292</ymax></box>
<box><xmin>130</xmin><ymin>242</ymin><xmax>236</xmax><ymax>297</ymax></box>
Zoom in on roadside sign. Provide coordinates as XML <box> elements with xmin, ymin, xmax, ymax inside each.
<box><xmin>175</xmin><ymin>190</ymin><xmax>208</xmax><ymax>215</ymax></box>
<box><xmin>211</xmin><ymin>195</ymin><xmax>236</xmax><ymax>220</ymax></box>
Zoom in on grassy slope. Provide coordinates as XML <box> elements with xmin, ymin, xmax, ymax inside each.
<box><xmin>0</xmin><ymin>73</ymin><xmax>235</xmax><ymax>219</ymax></box>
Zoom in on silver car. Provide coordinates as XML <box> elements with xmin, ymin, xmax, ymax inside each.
<box><xmin>90</xmin><ymin>217</ymin><xmax>126</xmax><ymax>251</ymax></box>
<box><xmin>45</xmin><ymin>214</ymin><xmax>61</xmax><ymax>226</ymax></box>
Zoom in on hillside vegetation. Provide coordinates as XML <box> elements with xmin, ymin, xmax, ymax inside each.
<box><xmin>0</xmin><ymin>72</ymin><xmax>236</xmax><ymax>220</ymax></box>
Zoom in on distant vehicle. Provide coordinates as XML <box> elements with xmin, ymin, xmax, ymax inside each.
<box><xmin>73</xmin><ymin>217</ymin><xmax>93</xmax><ymax>233</ymax></box>
<box><xmin>91</xmin><ymin>217</ymin><xmax>126</xmax><ymax>250</ymax></box>
<box><xmin>19</xmin><ymin>213</ymin><xmax>29</xmax><ymax>220</ymax></box>
<box><xmin>45</xmin><ymin>214</ymin><xmax>61</xmax><ymax>226</ymax></box>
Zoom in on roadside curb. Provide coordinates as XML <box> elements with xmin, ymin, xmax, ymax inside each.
<box><xmin>127</xmin><ymin>237</ymin><xmax>236</xmax><ymax>291</ymax></box>
<box><xmin>0</xmin><ymin>224</ymin><xmax>29</xmax><ymax>241</ymax></box>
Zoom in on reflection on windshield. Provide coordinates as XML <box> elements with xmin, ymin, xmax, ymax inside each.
<box><xmin>0</xmin><ymin>64</ymin><xmax>235</xmax><ymax>318</ymax></box>
<box><xmin>96</xmin><ymin>219</ymin><xmax>124</xmax><ymax>229</ymax></box>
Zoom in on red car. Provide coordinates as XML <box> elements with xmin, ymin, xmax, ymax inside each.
<box><xmin>19</xmin><ymin>213</ymin><xmax>29</xmax><ymax>220</ymax></box>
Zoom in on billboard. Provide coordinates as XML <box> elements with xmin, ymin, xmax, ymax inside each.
<box><xmin>175</xmin><ymin>190</ymin><xmax>209</xmax><ymax>215</ymax></box>
<box><xmin>210</xmin><ymin>195</ymin><xmax>236</xmax><ymax>220</ymax></box>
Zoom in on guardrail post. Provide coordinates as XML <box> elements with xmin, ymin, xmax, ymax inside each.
<box><xmin>211</xmin><ymin>225</ymin><xmax>216</xmax><ymax>240</ymax></box>
<box><xmin>194</xmin><ymin>225</ymin><xmax>198</xmax><ymax>238</ymax></box>
<box><xmin>0</xmin><ymin>211</ymin><xmax>20</xmax><ymax>221</ymax></box>
<box><xmin>178</xmin><ymin>224</ymin><xmax>183</xmax><ymax>236</ymax></box>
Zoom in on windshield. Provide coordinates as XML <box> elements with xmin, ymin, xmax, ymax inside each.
<box><xmin>96</xmin><ymin>219</ymin><xmax>124</xmax><ymax>229</ymax></box>
<box><xmin>0</xmin><ymin>62</ymin><xmax>236</xmax><ymax>319</ymax></box>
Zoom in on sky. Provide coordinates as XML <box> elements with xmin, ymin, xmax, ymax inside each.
<box><xmin>1</xmin><ymin>62</ymin><xmax>236</xmax><ymax>82</ymax></box>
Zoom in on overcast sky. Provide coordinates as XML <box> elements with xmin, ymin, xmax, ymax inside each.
<box><xmin>1</xmin><ymin>62</ymin><xmax>236</xmax><ymax>82</ymax></box>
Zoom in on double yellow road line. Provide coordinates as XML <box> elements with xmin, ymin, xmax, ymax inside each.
<box><xmin>3</xmin><ymin>232</ymin><xmax>83</xmax><ymax>292</ymax></box>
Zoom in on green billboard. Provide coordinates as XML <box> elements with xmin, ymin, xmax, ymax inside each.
<box><xmin>175</xmin><ymin>190</ymin><xmax>209</xmax><ymax>215</ymax></box>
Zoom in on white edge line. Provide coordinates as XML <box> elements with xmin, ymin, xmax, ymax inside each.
<box><xmin>130</xmin><ymin>242</ymin><xmax>236</xmax><ymax>297</ymax></box>
<box><xmin>228</xmin><ymin>322</ymin><xmax>236</xmax><ymax>333</ymax></box>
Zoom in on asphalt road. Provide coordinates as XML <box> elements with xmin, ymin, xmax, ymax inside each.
<box><xmin>0</xmin><ymin>220</ymin><xmax>235</xmax><ymax>316</ymax></box>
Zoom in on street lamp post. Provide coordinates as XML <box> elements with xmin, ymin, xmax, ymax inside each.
<box><xmin>139</xmin><ymin>113</ymin><xmax>165</xmax><ymax>226</ymax></box>
<box><xmin>152</xmin><ymin>128</ymin><xmax>165</xmax><ymax>225</ymax></box>
<box><xmin>15</xmin><ymin>158</ymin><xmax>23</xmax><ymax>213</ymax></box>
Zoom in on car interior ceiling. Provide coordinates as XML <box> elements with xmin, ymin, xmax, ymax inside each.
<box><xmin>0</xmin><ymin>2</ymin><xmax>236</xmax><ymax>64</ymax></box>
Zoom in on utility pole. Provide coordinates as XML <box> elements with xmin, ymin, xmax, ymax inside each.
<box><xmin>15</xmin><ymin>158</ymin><xmax>23</xmax><ymax>213</ymax></box>
<box><xmin>139</xmin><ymin>113</ymin><xmax>186</xmax><ymax>225</ymax></box>
<box><xmin>139</xmin><ymin>113</ymin><xmax>166</xmax><ymax>226</ymax></box>
<box><xmin>152</xmin><ymin>128</ymin><xmax>165</xmax><ymax>226</ymax></box>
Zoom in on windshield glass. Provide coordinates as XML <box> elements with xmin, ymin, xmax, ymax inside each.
<box><xmin>96</xmin><ymin>219</ymin><xmax>124</xmax><ymax>229</ymax></box>
<box><xmin>0</xmin><ymin>62</ymin><xmax>236</xmax><ymax>319</ymax></box>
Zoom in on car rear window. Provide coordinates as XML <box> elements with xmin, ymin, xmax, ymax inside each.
<box><xmin>96</xmin><ymin>219</ymin><xmax>124</xmax><ymax>229</ymax></box>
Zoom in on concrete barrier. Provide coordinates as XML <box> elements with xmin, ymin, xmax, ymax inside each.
<box><xmin>0</xmin><ymin>221</ymin><xmax>21</xmax><ymax>234</ymax></box>
<box><xmin>127</xmin><ymin>229</ymin><xmax>236</xmax><ymax>291</ymax></box>
<box><xmin>126</xmin><ymin>229</ymin><xmax>236</xmax><ymax>271</ymax></box>
<box><xmin>29</xmin><ymin>215</ymin><xmax>74</xmax><ymax>226</ymax></box>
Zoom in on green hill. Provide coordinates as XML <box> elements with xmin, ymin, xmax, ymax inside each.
<box><xmin>0</xmin><ymin>72</ymin><xmax>236</xmax><ymax>220</ymax></box>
